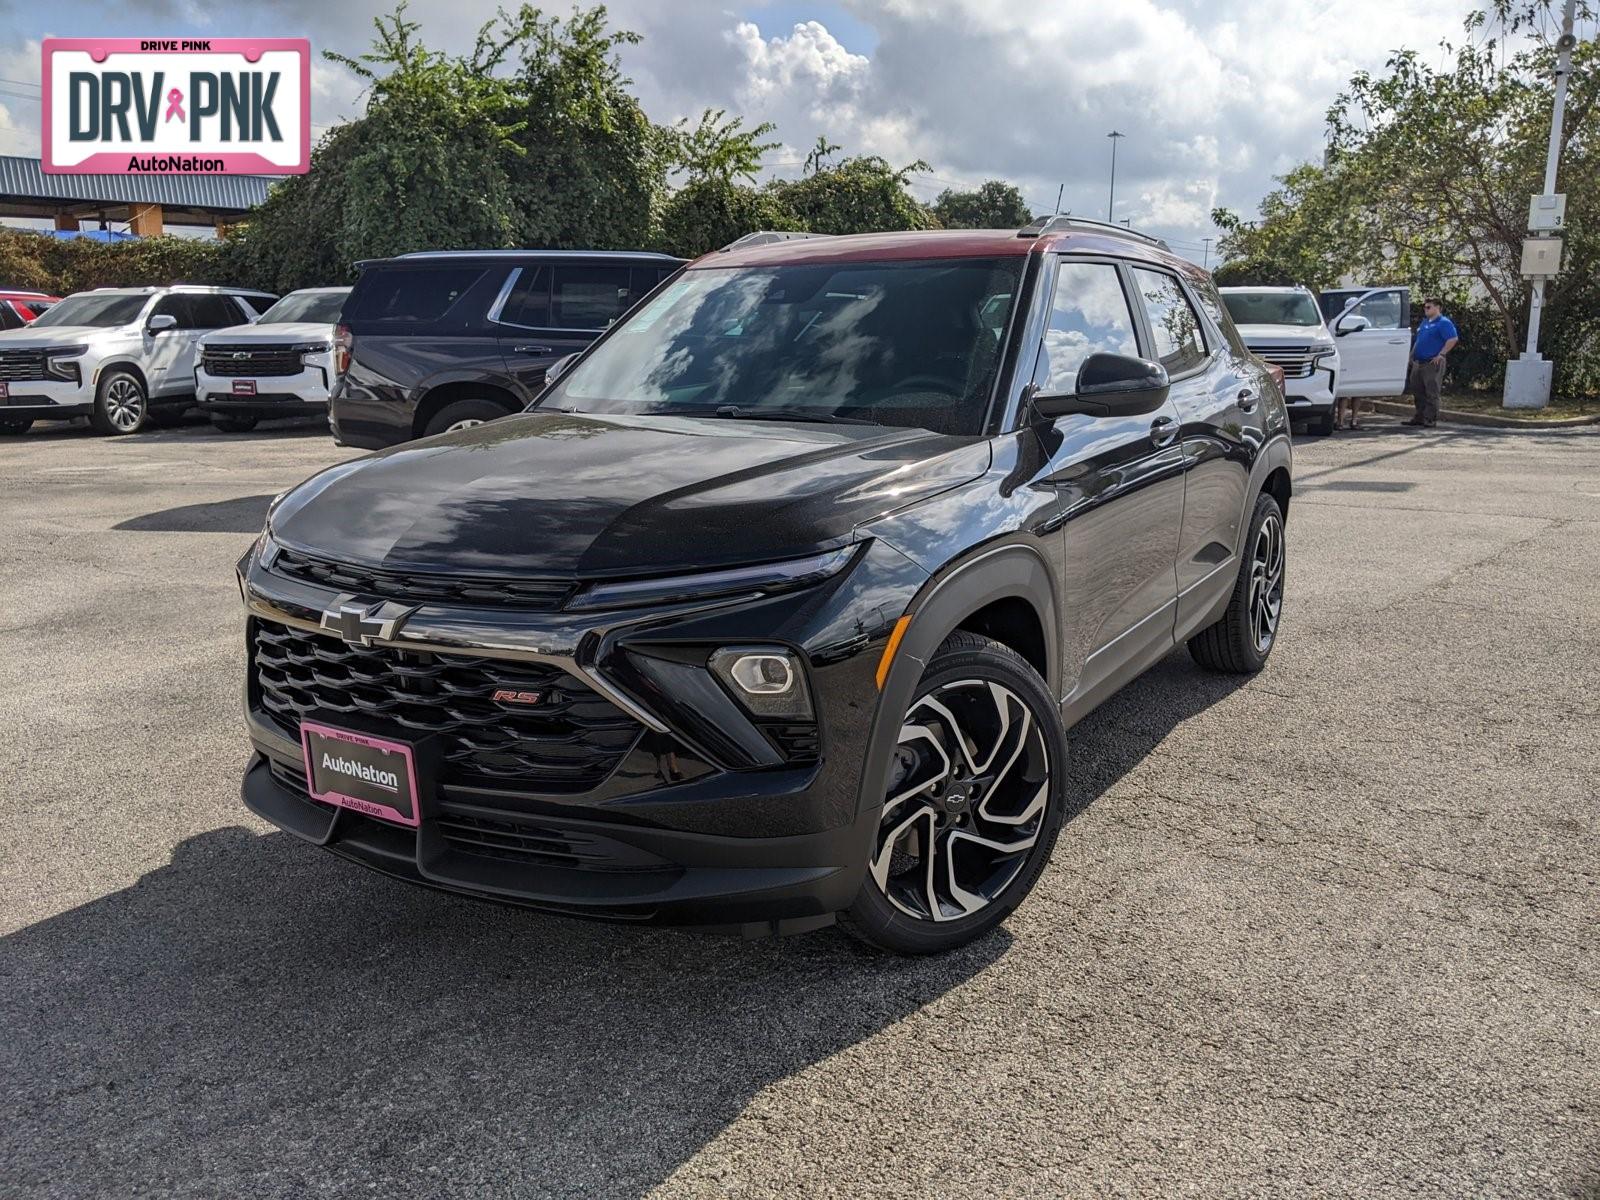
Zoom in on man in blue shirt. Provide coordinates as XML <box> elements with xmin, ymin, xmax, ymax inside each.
<box><xmin>1403</xmin><ymin>298</ymin><xmax>1459</xmax><ymax>427</ymax></box>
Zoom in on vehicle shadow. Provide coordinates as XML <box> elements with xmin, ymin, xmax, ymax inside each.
<box><xmin>113</xmin><ymin>493</ymin><xmax>276</xmax><ymax>533</ymax></box>
<box><xmin>0</xmin><ymin>825</ymin><xmax>1008</xmax><ymax>1197</ymax></box>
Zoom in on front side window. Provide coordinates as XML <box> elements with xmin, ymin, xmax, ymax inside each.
<box><xmin>1348</xmin><ymin>291</ymin><xmax>1404</xmax><ymax>329</ymax></box>
<box><xmin>1034</xmin><ymin>261</ymin><xmax>1139</xmax><ymax>394</ymax></box>
<box><xmin>29</xmin><ymin>293</ymin><xmax>148</xmax><ymax>329</ymax></box>
<box><xmin>497</xmin><ymin>266</ymin><xmax>551</xmax><ymax>329</ymax></box>
<box><xmin>188</xmin><ymin>295</ymin><xmax>244</xmax><ymax>329</ymax></box>
<box><xmin>1132</xmin><ymin>268</ymin><xmax>1207</xmax><ymax>375</ymax></box>
<box><xmin>547</xmin><ymin>257</ymin><xmax>1025</xmax><ymax>436</ymax></box>
<box><xmin>151</xmin><ymin>295</ymin><xmax>195</xmax><ymax>329</ymax></box>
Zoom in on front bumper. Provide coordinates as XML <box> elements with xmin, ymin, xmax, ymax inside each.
<box><xmin>196</xmin><ymin>365</ymin><xmax>330</xmax><ymax>420</ymax></box>
<box><xmin>1</xmin><ymin>377</ymin><xmax>91</xmax><ymax>420</ymax></box>
<box><xmin>1281</xmin><ymin>365</ymin><xmax>1337</xmax><ymax>413</ymax></box>
<box><xmin>237</xmin><ymin>537</ymin><xmax>927</xmax><ymax>930</ymax></box>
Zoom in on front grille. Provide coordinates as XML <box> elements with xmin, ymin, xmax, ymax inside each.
<box><xmin>252</xmin><ymin>620</ymin><xmax>641</xmax><ymax>789</ymax></box>
<box><xmin>272</xmin><ymin>547</ymin><xmax>574</xmax><ymax>611</ymax></box>
<box><xmin>0</xmin><ymin>349</ymin><xmax>48</xmax><ymax>382</ymax></box>
<box><xmin>1250</xmin><ymin>343</ymin><xmax>1317</xmax><ymax>379</ymax></box>
<box><xmin>203</xmin><ymin>343</ymin><xmax>305</xmax><ymax>377</ymax></box>
<box><xmin>435</xmin><ymin>809</ymin><xmax>668</xmax><ymax>870</ymax></box>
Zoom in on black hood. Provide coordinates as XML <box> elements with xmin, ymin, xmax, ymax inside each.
<box><xmin>272</xmin><ymin>411</ymin><xmax>990</xmax><ymax>578</ymax></box>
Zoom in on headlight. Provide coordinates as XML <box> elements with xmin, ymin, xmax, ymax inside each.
<box><xmin>709</xmin><ymin>647</ymin><xmax>813</xmax><ymax>719</ymax></box>
<box><xmin>293</xmin><ymin>342</ymin><xmax>333</xmax><ymax>358</ymax></box>
<box><xmin>44</xmin><ymin>345</ymin><xmax>87</xmax><ymax>384</ymax></box>
<box><xmin>568</xmin><ymin>547</ymin><xmax>855</xmax><ymax>611</ymax></box>
<box><xmin>1311</xmin><ymin>346</ymin><xmax>1338</xmax><ymax>362</ymax></box>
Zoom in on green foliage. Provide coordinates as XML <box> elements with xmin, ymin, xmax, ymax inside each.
<box><xmin>0</xmin><ymin>227</ymin><xmax>239</xmax><ymax>294</ymax></box>
<box><xmin>673</xmin><ymin>109</ymin><xmax>779</xmax><ymax>185</ymax></box>
<box><xmin>803</xmin><ymin>136</ymin><xmax>841</xmax><ymax>175</ymax></box>
<box><xmin>1212</xmin><ymin>10</ymin><xmax>1599</xmax><ymax>395</ymax></box>
<box><xmin>656</xmin><ymin>179</ymin><xmax>800</xmax><ymax>258</ymax></box>
<box><xmin>768</xmin><ymin>156</ymin><xmax>935</xmax><ymax>236</ymax></box>
<box><xmin>930</xmin><ymin>180</ymin><xmax>1031</xmax><ymax>229</ymax></box>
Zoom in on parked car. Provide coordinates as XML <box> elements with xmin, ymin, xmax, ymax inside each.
<box><xmin>0</xmin><ymin>285</ymin><xmax>278</xmax><ymax>436</ymax></box>
<box><xmin>1320</xmin><ymin>286</ymin><xmax>1412</xmax><ymax>400</ymax></box>
<box><xmin>196</xmin><ymin>287</ymin><xmax>351</xmax><ymax>433</ymax></box>
<box><xmin>0</xmin><ymin>289</ymin><xmax>60</xmax><ymax>329</ymax></box>
<box><xmin>329</xmin><ymin>249</ymin><xmax>687</xmax><ymax>448</ymax></box>
<box><xmin>239</xmin><ymin>218</ymin><xmax>1292</xmax><ymax>953</ymax></box>
<box><xmin>1220</xmin><ymin>285</ymin><xmax>1340</xmax><ymax>435</ymax></box>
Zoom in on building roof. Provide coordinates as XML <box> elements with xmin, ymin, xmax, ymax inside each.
<box><xmin>0</xmin><ymin>155</ymin><xmax>273</xmax><ymax>214</ymax></box>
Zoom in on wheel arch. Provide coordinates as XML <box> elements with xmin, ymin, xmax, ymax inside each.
<box><xmin>411</xmin><ymin>380</ymin><xmax>523</xmax><ymax>439</ymax></box>
<box><xmin>94</xmin><ymin>359</ymin><xmax>150</xmax><ymax>395</ymax></box>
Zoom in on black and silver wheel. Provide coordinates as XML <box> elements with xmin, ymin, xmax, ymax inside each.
<box><xmin>89</xmin><ymin>370</ymin><xmax>149</xmax><ymax>436</ymax></box>
<box><xmin>423</xmin><ymin>398</ymin><xmax>510</xmax><ymax>438</ymax></box>
<box><xmin>843</xmin><ymin>632</ymin><xmax>1068</xmax><ymax>954</ymax></box>
<box><xmin>0</xmin><ymin>417</ymin><xmax>32</xmax><ymax>435</ymax></box>
<box><xmin>1188</xmin><ymin>491</ymin><xmax>1285</xmax><ymax>673</ymax></box>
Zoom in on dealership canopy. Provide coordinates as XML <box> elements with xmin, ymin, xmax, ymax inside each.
<box><xmin>0</xmin><ymin>155</ymin><xmax>273</xmax><ymax>235</ymax></box>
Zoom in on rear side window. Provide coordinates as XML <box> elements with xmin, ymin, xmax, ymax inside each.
<box><xmin>346</xmin><ymin>267</ymin><xmax>487</xmax><ymax>327</ymax></box>
<box><xmin>552</xmin><ymin>265</ymin><xmax>633</xmax><ymax>329</ymax></box>
<box><xmin>1132</xmin><ymin>268</ymin><xmax>1208</xmax><ymax>375</ymax></box>
<box><xmin>1035</xmin><ymin>261</ymin><xmax>1139</xmax><ymax>394</ymax></box>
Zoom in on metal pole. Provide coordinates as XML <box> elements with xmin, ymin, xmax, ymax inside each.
<box><xmin>1524</xmin><ymin>0</ymin><xmax>1576</xmax><ymax>359</ymax></box>
<box><xmin>1202</xmin><ymin>237</ymin><xmax>1212</xmax><ymax>267</ymax></box>
<box><xmin>1106</xmin><ymin>131</ymin><xmax>1124</xmax><ymax>222</ymax></box>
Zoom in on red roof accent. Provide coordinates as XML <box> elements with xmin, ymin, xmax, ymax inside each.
<box><xmin>689</xmin><ymin>228</ymin><xmax>1189</xmax><ymax>272</ymax></box>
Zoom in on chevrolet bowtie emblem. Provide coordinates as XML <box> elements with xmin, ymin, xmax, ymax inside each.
<box><xmin>231</xmin><ymin>351</ymin><xmax>250</xmax><ymax>359</ymax></box>
<box><xmin>319</xmin><ymin>595</ymin><xmax>417</xmax><ymax>647</ymax></box>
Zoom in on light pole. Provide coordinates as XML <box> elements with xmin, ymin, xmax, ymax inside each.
<box><xmin>1504</xmin><ymin>0</ymin><xmax>1577</xmax><ymax>409</ymax></box>
<box><xmin>1201</xmin><ymin>237</ymin><xmax>1213</xmax><ymax>268</ymax></box>
<box><xmin>1106</xmin><ymin>131</ymin><xmax>1125</xmax><ymax>223</ymax></box>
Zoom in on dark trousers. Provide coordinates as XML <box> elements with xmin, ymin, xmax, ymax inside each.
<box><xmin>1408</xmin><ymin>357</ymin><xmax>1443</xmax><ymax>423</ymax></box>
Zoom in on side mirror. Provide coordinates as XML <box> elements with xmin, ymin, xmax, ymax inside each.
<box><xmin>1335</xmin><ymin>313</ymin><xmax>1370</xmax><ymax>337</ymax></box>
<box><xmin>146</xmin><ymin>313</ymin><xmax>178</xmax><ymax>334</ymax></box>
<box><xmin>1031</xmin><ymin>352</ymin><xmax>1171</xmax><ymax>419</ymax></box>
<box><xmin>544</xmin><ymin>353</ymin><xmax>577</xmax><ymax>386</ymax></box>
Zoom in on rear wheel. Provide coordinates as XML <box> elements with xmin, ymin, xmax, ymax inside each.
<box><xmin>210</xmin><ymin>414</ymin><xmax>259</xmax><ymax>433</ymax></box>
<box><xmin>423</xmin><ymin>398</ymin><xmax>511</xmax><ymax>438</ymax></box>
<box><xmin>0</xmin><ymin>417</ymin><xmax>32</xmax><ymax>435</ymax></box>
<box><xmin>89</xmin><ymin>370</ymin><xmax>149</xmax><ymax>436</ymax></box>
<box><xmin>842</xmin><ymin>632</ymin><xmax>1068</xmax><ymax>955</ymax></box>
<box><xmin>1188</xmin><ymin>491</ymin><xmax>1285</xmax><ymax>673</ymax></box>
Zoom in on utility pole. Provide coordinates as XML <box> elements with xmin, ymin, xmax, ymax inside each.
<box><xmin>1106</xmin><ymin>131</ymin><xmax>1125</xmax><ymax>223</ymax></box>
<box><xmin>1504</xmin><ymin>0</ymin><xmax>1577</xmax><ymax>409</ymax></box>
<box><xmin>1201</xmin><ymin>237</ymin><xmax>1213</xmax><ymax>268</ymax></box>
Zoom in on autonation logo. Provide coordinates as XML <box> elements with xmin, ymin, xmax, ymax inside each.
<box><xmin>320</xmin><ymin>753</ymin><xmax>400</xmax><ymax>793</ymax></box>
<box><xmin>42</xmin><ymin>38</ymin><xmax>309</xmax><ymax>175</ymax></box>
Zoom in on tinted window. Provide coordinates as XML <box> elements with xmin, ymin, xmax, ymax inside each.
<box><xmin>0</xmin><ymin>302</ymin><xmax>20</xmax><ymax>331</ymax></box>
<box><xmin>1194</xmin><ymin>281</ymin><xmax>1249</xmax><ymax>356</ymax></box>
<box><xmin>1035</xmin><ymin>261</ymin><xmax>1139</xmax><ymax>394</ymax></box>
<box><xmin>552</xmin><ymin>265</ymin><xmax>633</xmax><ymax>329</ymax></box>
<box><xmin>498</xmin><ymin>266</ymin><xmax>551</xmax><ymax>328</ymax></box>
<box><xmin>551</xmin><ymin>257</ymin><xmax>1024</xmax><ymax>436</ymax></box>
<box><xmin>346</xmin><ymin>267</ymin><xmax>487</xmax><ymax>326</ymax></box>
<box><xmin>188</xmin><ymin>294</ymin><xmax>244</xmax><ymax>329</ymax></box>
<box><xmin>29</xmin><ymin>293</ymin><xmax>148</xmax><ymax>329</ymax></box>
<box><xmin>1348</xmin><ymin>291</ymin><xmax>1404</xmax><ymax>329</ymax></box>
<box><xmin>152</xmin><ymin>295</ymin><xmax>193</xmax><ymax>329</ymax></box>
<box><xmin>1132</xmin><ymin>268</ymin><xmax>1207</xmax><ymax>375</ymax></box>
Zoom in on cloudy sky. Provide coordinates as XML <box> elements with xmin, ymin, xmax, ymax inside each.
<box><xmin>0</xmin><ymin>0</ymin><xmax>1497</xmax><ymax>261</ymax></box>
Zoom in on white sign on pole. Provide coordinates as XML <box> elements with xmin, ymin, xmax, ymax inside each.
<box><xmin>1520</xmin><ymin>238</ymin><xmax>1563</xmax><ymax>278</ymax></box>
<box><xmin>1527</xmin><ymin>193</ymin><xmax>1566</xmax><ymax>231</ymax></box>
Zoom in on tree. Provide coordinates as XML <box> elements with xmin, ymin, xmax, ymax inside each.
<box><xmin>931</xmin><ymin>180</ymin><xmax>1031</xmax><ymax>229</ymax></box>
<box><xmin>803</xmin><ymin>135</ymin><xmax>841</xmax><ymax>175</ymax></box>
<box><xmin>673</xmin><ymin>108</ymin><xmax>779</xmax><ymax>185</ymax></box>
<box><xmin>657</xmin><ymin>179</ymin><xmax>801</xmax><ymax>257</ymax></box>
<box><xmin>769</xmin><ymin>156</ymin><xmax>935</xmax><ymax>235</ymax></box>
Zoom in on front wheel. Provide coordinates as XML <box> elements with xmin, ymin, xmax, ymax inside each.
<box><xmin>89</xmin><ymin>370</ymin><xmax>149</xmax><ymax>436</ymax></box>
<box><xmin>841</xmin><ymin>631</ymin><xmax>1069</xmax><ymax>955</ymax></box>
<box><xmin>1188</xmin><ymin>491</ymin><xmax>1285</xmax><ymax>673</ymax></box>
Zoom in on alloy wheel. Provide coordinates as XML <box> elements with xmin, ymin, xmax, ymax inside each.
<box><xmin>444</xmin><ymin>418</ymin><xmax>486</xmax><ymax>433</ymax></box>
<box><xmin>104</xmin><ymin>378</ymin><xmax>146</xmax><ymax>432</ymax></box>
<box><xmin>1249</xmin><ymin>511</ymin><xmax>1285</xmax><ymax>653</ymax></box>
<box><xmin>870</xmin><ymin>679</ymin><xmax>1050</xmax><ymax>923</ymax></box>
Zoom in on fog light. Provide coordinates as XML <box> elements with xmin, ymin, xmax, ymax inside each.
<box><xmin>709</xmin><ymin>647</ymin><xmax>812</xmax><ymax>719</ymax></box>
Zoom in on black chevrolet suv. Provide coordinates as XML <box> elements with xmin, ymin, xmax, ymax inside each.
<box><xmin>239</xmin><ymin>219</ymin><xmax>1292</xmax><ymax>954</ymax></box>
<box><xmin>329</xmin><ymin>249</ymin><xmax>685</xmax><ymax>447</ymax></box>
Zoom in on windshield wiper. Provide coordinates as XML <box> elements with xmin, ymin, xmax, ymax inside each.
<box><xmin>709</xmin><ymin>405</ymin><xmax>880</xmax><ymax>426</ymax></box>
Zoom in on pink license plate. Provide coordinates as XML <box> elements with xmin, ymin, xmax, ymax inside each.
<box><xmin>232</xmin><ymin>380</ymin><xmax>257</xmax><ymax>395</ymax></box>
<box><xmin>300</xmin><ymin>721</ymin><xmax>420</xmax><ymax>827</ymax></box>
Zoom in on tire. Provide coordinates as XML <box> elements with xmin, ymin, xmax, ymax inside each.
<box><xmin>1188</xmin><ymin>491</ymin><xmax>1285</xmax><ymax>674</ymax></box>
<box><xmin>423</xmin><ymin>398</ymin><xmax>511</xmax><ymax>438</ymax></box>
<box><xmin>210</xmin><ymin>414</ymin><xmax>259</xmax><ymax>433</ymax></box>
<box><xmin>841</xmin><ymin>631</ymin><xmax>1069</xmax><ymax>955</ymax></box>
<box><xmin>0</xmin><ymin>417</ymin><xmax>32</xmax><ymax>435</ymax></box>
<box><xmin>1310</xmin><ymin>411</ymin><xmax>1335</xmax><ymax>437</ymax></box>
<box><xmin>89</xmin><ymin>369</ymin><xmax>150</xmax><ymax>436</ymax></box>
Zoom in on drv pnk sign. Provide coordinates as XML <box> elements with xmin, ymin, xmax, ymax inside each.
<box><xmin>43</xmin><ymin>39</ymin><xmax>310</xmax><ymax>175</ymax></box>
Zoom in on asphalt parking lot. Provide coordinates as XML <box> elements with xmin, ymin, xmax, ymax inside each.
<box><xmin>2</xmin><ymin>413</ymin><xmax>1597</xmax><ymax>1198</ymax></box>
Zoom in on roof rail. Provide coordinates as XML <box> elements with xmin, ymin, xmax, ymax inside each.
<box><xmin>1018</xmin><ymin>215</ymin><xmax>1169</xmax><ymax>251</ymax></box>
<box><xmin>718</xmin><ymin>231</ymin><xmax>831</xmax><ymax>252</ymax></box>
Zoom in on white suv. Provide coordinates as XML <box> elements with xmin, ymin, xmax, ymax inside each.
<box><xmin>1219</xmin><ymin>286</ymin><xmax>1341</xmax><ymax>435</ymax></box>
<box><xmin>0</xmin><ymin>284</ymin><xmax>277</xmax><ymax>436</ymax></box>
<box><xmin>195</xmin><ymin>287</ymin><xmax>350</xmax><ymax>433</ymax></box>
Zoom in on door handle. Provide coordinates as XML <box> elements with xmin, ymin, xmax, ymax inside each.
<box><xmin>1149</xmin><ymin>415</ymin><xmax>1179</xmax><ymax>446</ymax></box>
<box><xmin>1237</xmin><ymin>387</ymin><xmax>1259</xmax><ymax>413</ymax></box>
<box><xmin>1386</xmin><ymin>337</ymin><xmax>1407</xmax><ymax>344</ymax></box>
<box><xmin>513</xmin><ymin>345</ymin><xmax>553</xmax><ymax>355</ymax></box>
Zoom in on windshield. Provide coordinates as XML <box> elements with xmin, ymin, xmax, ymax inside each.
<box><xmin>256</xmin><ymin>290</ymin><xmax>348</xmax><ymax>325</ymax></box>
<box><xmin>1221</xmin><ymin>291</ymin><xmax>1323</xmax><ymax>328</ymax></box>
<box><xmin>29</xmin><ymin>293</ymin><xmax>148</xmax><ymax>329</ymax></box>
<box><xmin>544</xmin><ymin>258</ymin><xmax>1024</xmax><ymax>436</ymax></box>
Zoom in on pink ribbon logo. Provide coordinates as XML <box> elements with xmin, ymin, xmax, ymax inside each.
<box><xmin>164</xmin><ymin>88</ymin><xmax>185</xmax><ymax>123</ymax></box>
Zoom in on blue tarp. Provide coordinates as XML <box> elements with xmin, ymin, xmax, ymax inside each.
<box><xmin>43</xmin><ymin>229</ymin><xmax>139</xmax><ymax>242</ymax></box>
